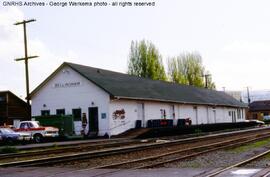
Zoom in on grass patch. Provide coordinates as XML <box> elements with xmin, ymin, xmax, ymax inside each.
<box><xmin>194</xmin><ymin>128</ymin><xmax>202</xmax><ymax>135</ymax></box>
<box><xmin>0</xmin><ymin>146</ymin><xmax>19</xmax><ymax>154</ymax></box>
<box><xmin>52</xmin><ymin>143</ymin><xmax>59</xmax><ymax>149</ymax></box>
<box><xmin>182</xmin><ymin>161</ymin><xmax>201</xmax><ymax>168</ymax></box>
<box><xmin>264</xmin><ymin>153</ymin><xmax>270</xmax><ymax>159</ymax></box>
<box><xmin>228</xmin><ymin>137</ymin><xmax>270</xmax><ymax>153</ymax></box>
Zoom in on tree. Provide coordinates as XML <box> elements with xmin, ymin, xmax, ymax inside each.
<box><xmin>168</xmin><ymin>52</ymin><xmax>215</xmax><ymax>89</ymax></box>
<box><xmin>128</xmin><ymin>40</ymin><xmax>167</xmax><ymax>81</ymax></box>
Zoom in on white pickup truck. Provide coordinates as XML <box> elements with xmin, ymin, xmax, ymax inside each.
<box><xmin>14</xmin><ymin>121</ymin><xmax>59</xmax><ymax>143</ymax></box>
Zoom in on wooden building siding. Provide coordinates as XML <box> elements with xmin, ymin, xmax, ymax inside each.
<box><xmin>0</xmin><ymin>91</ymin><xmax>30</xmax><ymax>126</ymax></box>
<box><xmin>247</xmin><ymin>100</ymin><xmax>270</xmax><ymax>120</ymax></box>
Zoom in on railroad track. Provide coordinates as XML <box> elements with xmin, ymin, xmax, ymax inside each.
<box><xmin>1</xmin><ymin>126</ymin><xmax>270</xmax><ymax>164</ymax></box>
<box><xmin>1</xmin><ymin>131</ymin><xmax>269</xmax><ymax>169</ymax></box>
<box><xmin>1</xmin><ymin>127</ymin><xmax>270</xmax><ymax>168</ymax></box>
<box><xmin>94</xmin><ymin>133</ymin><xmax>270</xmax><ymax>169</ymax></box>
<box><xmin>34</xmin><ymin>132</ymin><xmax>270</xmax><ymax>177</ymax></box>
<box><xmin>0</xmin><ymin>138</ymin><xmax>143</xmax><ymax>160</ymax></box>
<box><xmin>205</xmin><ymin>149</ymin><xmax>270</xmax><ymax>177</ymax></box>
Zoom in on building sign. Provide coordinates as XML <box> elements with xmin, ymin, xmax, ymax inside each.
<box><xmin>53</xmin><ymin>82</ymin><xmax>81</xmax><ymax>88</ymax></box>
<box><xmin>112</xmin><ymin>109</ymin><xmax>125</xmax><ymax>120</ymax></box>
<box><xmin>101</xmin><ymin>113</ymin><xmax>106</xmax><ymax>119</ymax></box>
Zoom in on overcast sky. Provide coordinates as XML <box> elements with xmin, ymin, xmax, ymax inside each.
<box><xmin>1</xmin><ymin>0</ymin><xmax>270</xmax><ymax>100</ymax></box>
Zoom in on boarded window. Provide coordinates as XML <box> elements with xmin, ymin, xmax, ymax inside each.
<box><xmin>72</xmin><ymin>109</ymin><xmax>81</xmax><ymax>121</ymax></box>
<box><xmin>41</xmin><ymin>110</ymin><xmax>50</xmax><ymax>116</ymax></box>
<box><xmin>56</xmin><ymin>109</ymin><xmax>65</xmax><ymax>116</ymax></box>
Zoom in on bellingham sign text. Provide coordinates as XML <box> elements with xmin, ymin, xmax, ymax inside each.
<box><xmin>53</xmin><ymin>82</ymin><xmax>81</xmax><ymax>88</ymax></box>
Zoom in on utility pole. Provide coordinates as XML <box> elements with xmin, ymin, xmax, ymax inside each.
<box><xmin>247</xmin><ymin>87</ymin><xmax>251</xmax><ymax>104</ymax></box>
<box><xmin>202</xmin><ymin>74</ymin><xmax>211</xmax><ymax>89</ymax></box>
<box><xmin>14</xmin><ymin>19</ymin><xmax>38</xmax><ymax>106</ymax></box>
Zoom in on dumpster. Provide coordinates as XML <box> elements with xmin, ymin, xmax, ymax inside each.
<box><xmin>33</xmin><ymin>115</ymin><xmax>74</xmax><ymax>137</ymax></box>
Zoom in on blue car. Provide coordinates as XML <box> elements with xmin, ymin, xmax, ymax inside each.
<box><xmin>0</xmin><ymin>128</ymin><xmax>30</xmax><ymax>144</ymax></box>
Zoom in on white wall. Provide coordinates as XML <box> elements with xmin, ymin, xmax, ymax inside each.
<box><xmin>109</xmin><ymin>100</ymin><xmax>138</xmax><ymax>135</ymax></box>
<box><xmin>109</xmin><ymin>101</ymin><xmax>176</xmax><ymax>135</ymax></box>
<box><xmin>198</xmin><ymin>106</ymin><xmax>208</xmax><ymax>124</ymax></box>
<box><xmin>110</xmin><ymin>101</ymin><xmax>249</xmax><ymax>135</ymax></box>
<box><xmin>109</xmin><ymin>100</ymin><xmax>247</xmax><ymax>136</ymax></box>
<box><xmin>178</xmin><ymin>105</ymin><xmax>194</xmax><ymax>123</ymax></box>
<box><xmin>31</xmin><ymin>66</ymin><xmax>110</xmax><ymax>136</ymax></box>
<box><xmin>144</xmin><ymin>102</ymin><xmax>172</xmax><ymax>121</ymax></box>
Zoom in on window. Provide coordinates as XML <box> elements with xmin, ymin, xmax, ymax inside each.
<box><xmin>30</xmin><ymin>121</ymin><xmax>40</xmax><ymax>128</ymax></box>
<box><xmin>72</xmin><ymin>108</ymin><xmax>81</xmax><ymax>121</ymax></box>
<box><xmin>263</xmin><ymin>112</ymin><xmax>269</xmax><ymax>116</ymax></box>
<box><xmin>28</xmin><ymin>122</ymin><xmax>34</xmax><ymax>128</ymax></box>
<box><xmin>20</xmin><ymin>122</ymin><xmax>28</xmax><ymax>129</ymax></box>
<box><xmin>41</xmin><ymin>110</ymin><xmax>50</xmax><ymax>116</ymax></box>
<box><xmin>0</xmin><ymin>96</ymin><xmax>5</xmax><ymax>102</ymax></box>
<box><xmin>56</xmin><ymin>109</ymin><xmax>65</xmax><ymax>116</ymax></box>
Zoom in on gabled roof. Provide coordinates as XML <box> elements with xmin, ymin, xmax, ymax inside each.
<box><xmin>249</xmin><ymin>100</ymin><xmax>270</xmax><ymax>111</ymax></box>
<box><xmin>0</xmin><ymin>90</ymin><xmax>29</xmax><ymax>107</ymax></box>
<box><xmin>30</xmin><ymin>62</ymin><xmax>247</xmax><ymax>108</ymax></box>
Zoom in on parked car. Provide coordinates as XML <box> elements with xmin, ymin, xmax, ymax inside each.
<box><xmin>263</xmin><ymin>115</ymin><xmax>270</xmax><ymax>121</ymax></box>
<box><xmin>244</xmin><ymin>119</ymin><xmax>265</xmax><ymax>126</ymax></box>
<box><xmin>0</xmin><ymin>127</ymin><xmax>31</xmax><ymax>144</ymax></box>
<box><xmin>14</xmin><ymin>121</ymin><xmax>59</xmax><ymax>143</ymax></box>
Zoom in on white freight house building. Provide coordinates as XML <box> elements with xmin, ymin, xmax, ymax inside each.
<box><xmin>30</xmin><ymin>62</ymin><xmax>247</xmax><ymax>136</ymax></box>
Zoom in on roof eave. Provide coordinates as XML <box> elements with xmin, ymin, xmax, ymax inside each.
<box><xmin>112</xmin><ymin>96</ymin><xmax>248</xmax><ymax>108</ymax></box>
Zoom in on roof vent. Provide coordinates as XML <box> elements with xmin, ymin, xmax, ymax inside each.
<box><xmin>97</xmin><ymin>69</ymin><xmax>101</xmax><ymax>73</ymax></box>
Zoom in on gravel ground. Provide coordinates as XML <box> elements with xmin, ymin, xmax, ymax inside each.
<box><xmin>0</xmin><ymin>140</ymin><xmax>153</xmax><ymax>164</ymax></box>
<box><xmin>53</xmin><ymin>132</ymin><xmax>270</xmax><ymax>169</ymax></box>
<box><xmin>243</xmin><ymin>153</ymin><xmax>270</xmax><ymax>168</ymax></box>
<box><xmin>2</xmin><ymin>128</ymin><xmax>269</xmax><ymax>165</ymax></box>
<box><xmin>163</xmin><ymin>144</ymin><xmax>270</xmax><ymax>168</ymax></box>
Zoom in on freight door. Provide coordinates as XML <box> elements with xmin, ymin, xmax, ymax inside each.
<box><xmin>137</xmin><ymin>103</ymin><xmax>145</xmax><ymax>127</ymax></box>
<box><xmin>193</xmin><ymin>106</ymin><xmax>198</xmax><ymax>124</ymax></box>
<box><xmin>232</xmin><ymin>111</ymin><xmax>236</xmax><ymax>123</ymax></box>
<box><xmin>213</xmin><ymin>109</ymin><xmax>216</xmax><ymax>123</ymax></box>
<box><xmin>88</xmin><ymin>107</ymin><xmax>99</xmax><ymax>132</ymax></box>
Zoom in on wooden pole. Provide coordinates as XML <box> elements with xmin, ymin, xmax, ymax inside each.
<box><xmin>14</xmin><ymin>19</ymin><xmax>38</xmax><ymax>106</ymax></box>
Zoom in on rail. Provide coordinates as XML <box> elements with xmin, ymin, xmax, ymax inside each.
<box><xmin>94</xmin><ymin>133</ymin><xmax>270</xmax><ymax>169</ymax></box>
<box><xmin>34</xmin><ymin>132</ymin><xmax>270</xmax><ymax>177</ymax></box>
<box><xmin>205</xmin><ymin>149</ymin><xmax>270</xmax><ymax>177</ymax></box>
